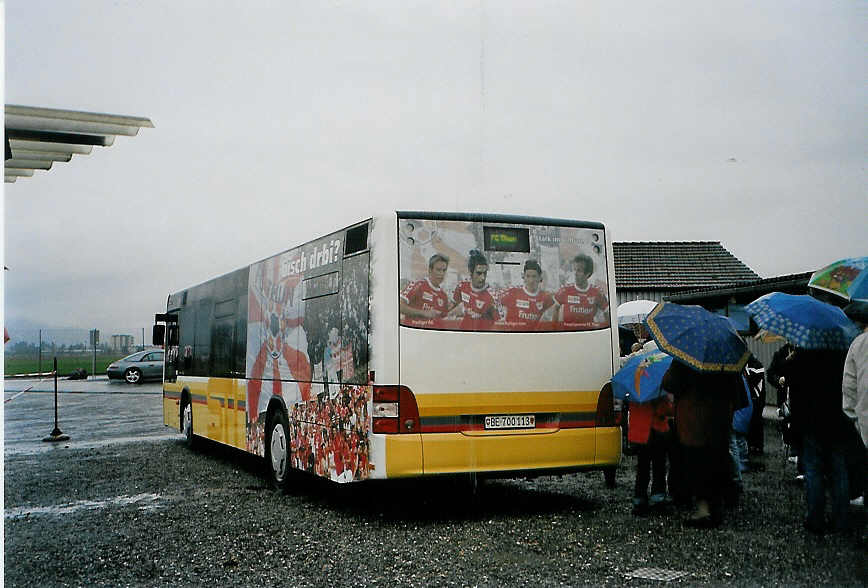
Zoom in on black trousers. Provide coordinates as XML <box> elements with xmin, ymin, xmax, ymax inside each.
<box><xmin>634</xmin><ymin>429</ymin><xmax>669</xmax><ymax>499</ymax></box>
<box><xmin>684</xmin><ymin>443</ymin><xmax>730</xmax><ymax>518</ymax></box>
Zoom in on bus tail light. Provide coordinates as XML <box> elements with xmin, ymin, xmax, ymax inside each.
<box><xmin>595</xmin><ymin>382</ymin><xmax>615</xmax><ymax>427</ymax></box>
<box><xmin>372</xmin><ymin>385</ymin><xmax>421</xmax><ymax>434</ymax></box>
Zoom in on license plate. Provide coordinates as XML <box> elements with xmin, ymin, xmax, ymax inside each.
<box><xmin>484</xmin><ymin>414</ymin><xmax>535</xmax><ymax>430</ymax></box>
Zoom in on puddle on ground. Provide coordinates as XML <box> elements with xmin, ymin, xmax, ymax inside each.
<box><xmin>5</xmin><ymin>492</ymin><xmax>171</xmax><ymax>519</ymax></box>
<box><xmin>4</xmin><ymin>433</ymin><xmax>183</xmax><ymax>456</ymax></box>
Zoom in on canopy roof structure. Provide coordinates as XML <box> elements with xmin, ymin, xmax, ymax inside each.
<box><xmin>4</xmin><ymin>105</ymin><xmax>154</xmax><ymax>183</ymax></box>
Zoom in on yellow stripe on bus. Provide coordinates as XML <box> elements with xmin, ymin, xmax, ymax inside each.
<box><xmin>413</xmin><ymin>389</ymin><xmax>599</xmax><ymax>417</ymax></box>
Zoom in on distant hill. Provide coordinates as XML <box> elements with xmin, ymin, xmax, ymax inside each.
<box><xmin>4</xmin><ymin>319</ymin><xmax>90</xmax><ymax>346</ymax></box>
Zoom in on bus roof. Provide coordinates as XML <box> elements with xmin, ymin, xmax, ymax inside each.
<box><xmin>396</xmin><ymin>211</ymin><xmax>605</xmax><ymax>230</ymax></box>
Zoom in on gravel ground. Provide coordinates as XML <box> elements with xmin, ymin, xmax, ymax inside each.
<box><xmin>4</xmin><ymin>421</ymin><xmax>866</xmax><ymax>587</ymax></box>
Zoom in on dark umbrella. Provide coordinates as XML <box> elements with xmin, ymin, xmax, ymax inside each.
<box><xmin>645</xmin><ymin>302</ymin><xmax>750</xmax><ymax>373</ymax></box>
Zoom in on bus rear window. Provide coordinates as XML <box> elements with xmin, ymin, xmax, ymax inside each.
<box><xmin>398</xmin><ymin>218</ymin><xmax>611</xmax><ymax>333</ymax></box>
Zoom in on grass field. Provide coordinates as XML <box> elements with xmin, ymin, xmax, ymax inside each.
<box><xmin>4</xmin><ymin>354</ymin><xmax>125</xmax><ymax>377</ymax></box>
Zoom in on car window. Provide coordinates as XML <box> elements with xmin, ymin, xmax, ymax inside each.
<box><xmin>143</xmin><ymin>352</ymin><xmax>164</xmax><ymax>362</ymax></box>
<box><xmin>123</xmin><ymin>352</ymin><xmax>146</xmax><ymax>362</ymax></box>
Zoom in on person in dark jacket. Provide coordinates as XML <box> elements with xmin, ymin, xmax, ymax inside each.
<box><xmin>768</xmin><ymin>343</ymin><xmax>803</xmax><ymax>478</ymax></box>
<box><xmin>745</xmin><ymin>355</ymin><xmax>766</xmax><ymax>455</ymax></box>
<box><xmin>778</xmin><ymin>346</ymin><xmax>850</xmax><ymax>534</ymax></box>
<box><xmin>663</xmin><ymin>361</ymin><xmax>745</xmax><ymax>528</ymax></box>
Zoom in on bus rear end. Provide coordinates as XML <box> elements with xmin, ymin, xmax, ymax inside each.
<box><xmin>372</xmin><ymin>212</ymin><xmax>621</xmax><ymax>479</ymax></box>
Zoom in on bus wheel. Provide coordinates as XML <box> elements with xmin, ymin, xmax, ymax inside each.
<box><xmin>265</xmin><ymin>408</ymin><xmax>290</xmax><ymax>491</ymax></box>
<box><xmin>603</xmin><ymin>467</ymin><xmax>616</xmax><ymax>489</ymax></box>
<box><xmin>124</xmin><ymin>368</ymin><xmax>142</xmax><ymax>384</ymax></box>
<box><xmin>181</xmin><ymin>398</ymin><xmax>195</xmax><ymax>448</ymax></box>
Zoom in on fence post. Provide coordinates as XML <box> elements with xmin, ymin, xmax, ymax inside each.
<box><xmin>42</xmin><ymin>357</ymin><xmax>69</xmax><ymax>442</ymax></box>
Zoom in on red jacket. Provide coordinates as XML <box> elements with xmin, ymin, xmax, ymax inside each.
<box><xmin>628</xmin><ymin>397</ymin><xmax>673</xmax><ymax>445</ymax></box>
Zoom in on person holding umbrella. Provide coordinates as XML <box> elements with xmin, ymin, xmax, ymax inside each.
<box><xmin>612</xmin><ymin>349</ymin><xmax>675</xmax><ymax>516</ymax></box>
<box><xmin>746</xmin><ymin>292</ymin><xmax>860</xmax><ymax>535</ymax></box>
<box><xmin>646</xmin><ymin>302</ymin><xmax>751</xmax><ymax>529</ymax></box>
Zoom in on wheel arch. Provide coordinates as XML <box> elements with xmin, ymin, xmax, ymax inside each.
<box><xmin>179</xmin><ymin>387</ymin><xmax>192</xmax><ymax>428</ymax></box>
<box><xmin>265</xmin><ymin>396</ymin><xmax>289</xmax><ymax>429</ymax></box>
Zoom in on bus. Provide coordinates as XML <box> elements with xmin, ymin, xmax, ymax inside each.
<box><xmin>154</xmin><ymin>211</ymin><xmax>622</xmax><ymax>488</ymax></box>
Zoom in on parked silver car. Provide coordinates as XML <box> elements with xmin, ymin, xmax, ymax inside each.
<box><xmin>106</xmin><ymin>350</ymin><xmax>164</xmax><ymax>384</ymax></box>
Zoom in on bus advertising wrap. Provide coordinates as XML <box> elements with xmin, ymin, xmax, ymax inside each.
<box><xmin>399</xmin><ymin>218</ymin><xmax>610</xmax><ymax>332</ymax></box>
<box><xmin>244</xmin><ymin>230</ymin><xmax>371</xmax><ymax>481</ymax></box>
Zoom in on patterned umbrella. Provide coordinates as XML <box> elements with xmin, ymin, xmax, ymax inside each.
<box><xmin>746</xmin><ymin>292</ymin><xmax>859</xmax><ymax>350</ymax></box>
<box><xmin>645</xmin><ymin>302</ymin><xmax>750</xmax><ymax>372</ymax></box>
<box><xmin>808</xmin><ymin>256</ymin><xmax>868</xmax><ymax>302</ymax></box>
<box><xmin>612</xmin><ymin>349</ymin><xmax>673</xmax><ymax>403</ymax></box>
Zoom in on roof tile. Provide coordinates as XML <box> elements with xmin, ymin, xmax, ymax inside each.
<box><xmin>614</xmin><ymin>241</ymin><xmax>759</xmax><ymax>289</ymax></box>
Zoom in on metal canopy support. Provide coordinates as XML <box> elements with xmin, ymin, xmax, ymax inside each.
<box><xmin>4</xmin><ymin>104</ymin><xmax>154</xmax><ymax>183</ymax></box>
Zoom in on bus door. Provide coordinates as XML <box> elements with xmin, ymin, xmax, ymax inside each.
<box><xmin>154</xmin><ymin>312</ymin><xmax>179</xmax><ymax>383</ymax></box>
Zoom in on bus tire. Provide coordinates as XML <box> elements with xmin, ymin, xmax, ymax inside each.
<box><xmin>265</xmin><ymin>407</ymin><xmax>291</xmax><ymax>491</ymax></box>
<box><xmin>603</xmin><ymin>467</ymin><xmax>616</xmax><ymax>489</ymax></box>
<box><xmin>181</xmin><ymin>396</ymin><xmax>195</xmax><ymax>448</ymax></box>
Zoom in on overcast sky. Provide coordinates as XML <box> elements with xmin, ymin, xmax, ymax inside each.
<box><xmin>4</xmin><ymin>1</ymin><xmax>867</xmax><ymax>336</ymax></box>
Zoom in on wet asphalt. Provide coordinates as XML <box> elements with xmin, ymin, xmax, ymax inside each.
<box><xmin>3</xmin><ymin>377</ymin><xmax>177</xmax><ymax>454</ymax></box>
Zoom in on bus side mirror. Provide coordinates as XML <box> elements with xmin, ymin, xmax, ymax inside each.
<box><xmin>152</xmin><ymin>325</ymin><xmax>165</xmax><ymax>346</ymax></box>
<box><xmin>167</xmin><ymin>325</ymin><xmax>179</xmax><ymax>346</ymax></box>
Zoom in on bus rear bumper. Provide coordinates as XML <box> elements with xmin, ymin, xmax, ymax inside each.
<box><xmin>385</xmin><ymin>426</ymin><xmax>621</xmax><ymax>478</ymax></box>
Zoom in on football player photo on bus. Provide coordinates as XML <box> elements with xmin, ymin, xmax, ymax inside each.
<box><xmin>498</xmin><ymin>259</ymin><xmax>555</xmax><ymax>330</ymax></box>
<box><xmin>397</xmin><ymin>218</ymin><xmax>610</xmax><ymax>333</ymax></box>
<box><xmin>399</xmin><ymin>253</ymin><xmax>451</xmax><ymax>327</ymax></box>
<box><xmin>448</xmin><ymin>249</ymin><xmax>500</xmax><ymax>330</ymax></box>
<box><xmin>553</xmin><ymin>253</ymin><xmax>610</xmax><ymax>330</ymax></box>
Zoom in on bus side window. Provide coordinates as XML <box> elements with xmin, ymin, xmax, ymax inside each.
<box><xmin>194</xmin><ymin>299</ymin><xmax>212</xmax><ymax>375</ymax></box>
<box><xmin>177</xmin><ymin>306</ymin><xmax>195</xmax><ymax>374</ymax></box>
<box><xmin>344</xmin><ymin>223</ymin><xmax>368</xmax><ymax>256</ymax></box>
<box><xmin>339</xmin><ymin>251</ymin><xmax>369</xmax><ymax>385</ymax></box>
<box><xmin>234</xmin><ymin>292</ymin><xmax>248</xmax><ymax>378</ymax></box>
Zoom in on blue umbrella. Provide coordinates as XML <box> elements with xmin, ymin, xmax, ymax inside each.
<box><xmin>645</xmin><ymin>302</ymin><xmax>750</xmax><ymax>372</ymax></box>
<box><xmin>612</xmin><ymin>350</ymin><xmax>673</xmax><ymax>403</ymax></box>
<box><xmin>745</xmin><ymin>292</ymin><xmax>859</xmax><ymax>350</ymax></box>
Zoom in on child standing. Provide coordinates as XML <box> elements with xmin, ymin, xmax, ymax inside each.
<box><xmin>630</xmin><ymin>393</ymin><xmax>674</xmax><ymax>516</ymax></box>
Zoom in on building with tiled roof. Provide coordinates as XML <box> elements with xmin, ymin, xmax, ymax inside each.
<box><xmin>612</xmin><ymin>242</ymin><xmax>814</xmax><ymax>402</ymax></box>
<box><xmin>613</xmin><ymin>241</ymin><xmax>760</xmax><ymax>306</ymax></box>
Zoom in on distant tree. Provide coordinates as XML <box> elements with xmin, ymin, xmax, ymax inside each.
<box><xmin>7</xmin><ymin>341</ymin><xmax>38</xmax><ymax>355</ymax></box>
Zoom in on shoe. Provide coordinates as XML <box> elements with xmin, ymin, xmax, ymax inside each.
<box><xmin>850</xmin><ymin>496</ymin><xmax>864</xmax><ymax>507</ymax></box>
<box><xmin>795</xmin><ymin>474</ymin><xmax>805</xmax><ymax>482</ymax></box>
